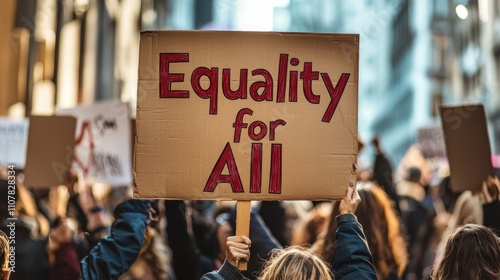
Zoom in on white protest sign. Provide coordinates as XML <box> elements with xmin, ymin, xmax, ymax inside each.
<box><xmin>57</xmin><ymin>100</ymin><xmax>132</xmax><ymax>186</ymax></box>
<box><xmin>0</xmin><ymin>118</ymin><xmax>29</xmax><ymax>168</ymax></box>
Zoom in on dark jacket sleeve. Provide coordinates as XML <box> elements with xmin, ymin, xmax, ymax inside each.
<box><xmin>200</xmin><ymin>260</ymin><xmax>249</xmax><ymax>280</ymax></box>
<box><xmin>483</xmin><ymin>200</ymin><xmax>500</xmax><ymax>236</ymax></box>
<box><xmin>332</xmin><ymin>214</ymin><xmax>377</xmax><ymax>280</ymax></box>
<box><xmin>80</xmin><ymin>199</ymin><xmax>151</xmax><ymax>280</ymax></box>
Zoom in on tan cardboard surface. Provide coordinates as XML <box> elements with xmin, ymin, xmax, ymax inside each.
<box><xmin>135</xmin><ymin>31</ymin><xmax>359</xmax><ymax>200</ymax></box>
<box><xmin>24</xmin><ymin>115</ymin><xmax>77</xmax><ymax>188</ymax></box>
<box><xmin>440</xmin><ymin>105</ymin><xmax>493</xmax><ymax>192</ymax></box>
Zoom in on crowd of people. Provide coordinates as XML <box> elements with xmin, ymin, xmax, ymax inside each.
<box><xmin>1</xmin><ymin>137</ymin><xmax>500</xmax><ymax>280</ymax></box>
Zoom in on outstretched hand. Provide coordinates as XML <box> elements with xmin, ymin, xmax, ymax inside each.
<box><xmin>339</xmin><ymin>182</ymin><xmax>361</xmax><ymax>215</ymax></box>
<box><xmin>225</xmin><ymin>236</ymin><xmax>251</xmax><ymax>268</ymax></box>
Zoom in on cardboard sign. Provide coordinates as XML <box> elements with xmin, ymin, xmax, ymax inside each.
<box><xmin>440</xmin><ymin>105</ymin><xmax>493</xmax><ymax>192</ymax></box>
<box><xmin>417</xmin><ymin>125</ymin><xmax>446</xmax><ymax>159</ymax></box>
<box><xmin>57</xmin><ymin>100</ymin><xmax>133</xmax><ymax>186</ymax></box>
<box><xmin>24</xmin><ymin>116</ymin><xmax>77</xmax><ymax>187</ymax></box>
<box><xmin>0</xmin><ymin>118</ymin><xmax>29</xmax><ymax>167</ymax></box>
<box><xmin>135</xmin><ymin>31</ymin><xmax>359</xmax><ymax>200</ymax></box>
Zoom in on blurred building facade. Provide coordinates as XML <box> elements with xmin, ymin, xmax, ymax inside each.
<box><xmin>283</xmin><ymin>0</ymin><xmax>500</xmax><ymax>165</ymax></box>
<box><xmin>376</xmin><ymin>0</ymin><xmax>436</xmax><ymax>165</ymax></box>
<box><xmin>0</xmin><ymin>0</ymin><xmax>169</xmax><ymax>117</ymax></box>
<box><xmin>445</xmin><ymin>0</ymin><xmax>500</xmax><ymax>155</ymax></box>
<box><xmin>285</xmin><ymin>0</ymin><xmax>397</xmax><ymax>167</ymax></box>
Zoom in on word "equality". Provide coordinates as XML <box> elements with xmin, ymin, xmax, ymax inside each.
<box><xmin>159</xmin><ymin>53</ymin><xmax>350</xmax><ymax>123</ymax></box>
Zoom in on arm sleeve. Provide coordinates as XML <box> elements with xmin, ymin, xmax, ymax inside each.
<box><xmin>332</xmin><ymin>214</ymin><xmax>377</xmax><ymax>280</ymax></box>
<box><xmin>80</xmin><ymin>199</ymin><xmax>151</xmax><ymax>280</ymax></box>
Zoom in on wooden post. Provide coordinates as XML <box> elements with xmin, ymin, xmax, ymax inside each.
<box><xmin>236</xmin><ymin>200</ymin><xmax>251</xmax><ymax>271</ymax></box>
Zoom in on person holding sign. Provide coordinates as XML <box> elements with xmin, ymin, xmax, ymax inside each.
<box><xmin>200</xmin><ymin>183</ymin><xmax>377</xmax><ymax>280</ymax></box>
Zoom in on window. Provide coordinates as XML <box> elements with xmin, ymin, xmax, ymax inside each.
<box><xmin>391</xmin><ymin>0</ymin><xmax>414</xmax><ymax>65</ymax></box>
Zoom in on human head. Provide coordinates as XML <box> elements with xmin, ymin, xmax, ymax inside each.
<box><xmin>49</xmin><ymin>217</ymin><xmax>75</xmax><ymax>245</ymax></box>
<box><xmin>290</xmin><ymin>202</ymin><xmax>331</xmax><ymax>247</ymax></box>
<box><xmin>258</xmin><ymin>245</ymin><xmax>333</xmax><ymax>280</ymax></box>
<box><xmin>432</xmin><ymin>224</ymin><xmax>500</xmax><ymax>280</ymax></box>
<box><xmin>0</xmin><ymin>230</ymin><xmax>10</xmax><ymax>280</ymax></box>
<box><xmin>406</xmin><ymin>166</ymin><xmax>422</xmax><ymax>183</ymax></box>
<box><xmin>448</xmin><ymin>191</ymin><xmax>483</xmax><ymax>228</ymax></box>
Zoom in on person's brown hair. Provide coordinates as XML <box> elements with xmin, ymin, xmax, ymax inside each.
<box><xmin>258</xmin><ymin>245</ymin><xmax>333</xmax><ymax>280</ymax></box>
<box><xmin>321</xmin><ymin>184</ymin><xmax>408</xmax><ymax>279</ymax></box>
<box><xmin>431</xmin><ymin>224</ymin><xmax>500</xmax><ymax>280</ymax></box>
<box><xmin>0</xmin><ymin>230</ymin><xmax>9</xmax><ymax>279</ymax></box>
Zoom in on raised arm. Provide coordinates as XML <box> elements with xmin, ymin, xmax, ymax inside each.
<box><xmin>80</xmin><ymin>199</ymin><xmax>151</xmax><ymax>280</ymax></box>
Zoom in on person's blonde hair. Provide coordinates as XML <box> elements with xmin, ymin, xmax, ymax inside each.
<box><xmin>258</xmin><ymin>245</ymin><xmax>333</xmax><ymax>280</ymax></box>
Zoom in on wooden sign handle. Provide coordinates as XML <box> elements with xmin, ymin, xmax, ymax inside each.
<box><xmin>236</xmin><ymin>200</ymin><xmax>251</xmax><ymax>271</ymax></box>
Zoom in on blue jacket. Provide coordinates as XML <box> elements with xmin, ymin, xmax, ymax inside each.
<box><xmin>201</xmin><ymin>214</ymin><xmax>377</xmax><ymax>280</ymax></box>
<box><xmin>80</xmin><ymin>199</ymin><xmax>151</xmax><ymax>280</ymax></box>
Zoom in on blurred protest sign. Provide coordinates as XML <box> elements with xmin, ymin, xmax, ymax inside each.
<box><xmin>24</xmin><ymin>116</ymin><xmax>76</xmax><ymax>187</ymax></box>
<box><xmin>134</xmin><ymin>31</ymin><xmax>359</xmax><ymax>200</ymax></box>
<box><xmin>417</xmin><ymin>125</ymin><xmax>446</xmax><ymax>159</ymax></box>
<box><xmin>440</xmin><ymin>104</ymin><xmax>493</xmax><ymax>192</ymax></box>
<box><xmin>492</xmin><ymin>154</ymin><xmax>500</xmax><ymax>168</ymax></box>
<box><xmin>396</xmin><ymin>144</ymin><xmax>434</xmax><ymax>186</ymax></box>
<box><xmin>0</xmin><ymin>118</ymin><xmax>29</xmax><ymax>167</ymax></box>
<box><xmin>57</xmin><ymin>100</ymin><xmax>132</xmax><ymax>186</ymax></box>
